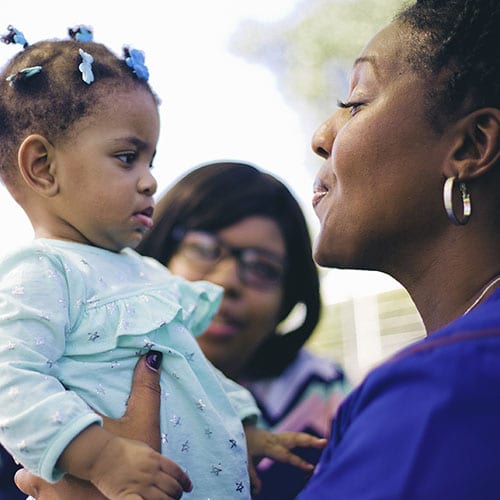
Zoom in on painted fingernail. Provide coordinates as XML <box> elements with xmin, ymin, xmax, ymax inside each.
<box><xmin>145</xmin><ymin>350</ymin><xmax>162</xmax><ymax>371</ymax></box>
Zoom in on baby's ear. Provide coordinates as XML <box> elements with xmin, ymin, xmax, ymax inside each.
<box><xmin>17</xmin><ymin>134</ymin><xmax>59</xmax><ymax>197</ymax></box>
<box><xmin>444</xmin><ymin>107</ymin><xmax>500</xmax><ymax>180</ymax></box>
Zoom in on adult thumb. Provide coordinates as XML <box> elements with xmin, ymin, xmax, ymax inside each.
<box><xmin>102</xmin><ymin>350</ymin><xmax>163</xmax><ymax>452</ymax></box>
<box><xmin>128</xmin><ymin>350</ymin><xmax>163</xmax><ymax>415</ymax></box>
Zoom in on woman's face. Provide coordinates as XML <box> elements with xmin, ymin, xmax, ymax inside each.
<box><xmin>168</xmin><ymin>216</ymin><xmax>286</xmax><ymax>379</ymax></box>
<box><xmin>311</xmin><ymin>22</ymin><xmax>450</xmax><ymax>273</ymax></box>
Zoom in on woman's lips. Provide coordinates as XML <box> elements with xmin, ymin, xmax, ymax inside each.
<box><xmin>312</xmin><ymin>190</ymin><xmax>327</xmax><ymax>208</ymax></box>
<box><xmin>204</xmin><ymin>318</ymin><xmax>240</xmax><ymax>338</ymax></box>
<box><xmin>312</xmin><ymin>180</ymin><xmax>328</xmax><ymax>209</ymax></box>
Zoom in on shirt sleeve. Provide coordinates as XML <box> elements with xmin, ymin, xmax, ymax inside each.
<box><xmin>211</xmin><ymin>365</ymin><xmax>261</xmax><ymax>425</ymax></box>
<box><xmin>0</xmin><ymin>247</ymin><xmax>102</xmax><ymax>482</ymax></box>
<box><xmin>298</xmin><ymin>345</ymin><xmax>500</xmax><ymax>499</ymax></box>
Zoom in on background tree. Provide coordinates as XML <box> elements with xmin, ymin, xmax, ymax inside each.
<box><xmin>230</xmin><ymin>0</ymin><xmax>408</xmax><ymax>145</ymax></box>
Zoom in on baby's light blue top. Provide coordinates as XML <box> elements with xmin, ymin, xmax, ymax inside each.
<box><xmin>0</xmin><ymin>239</ymin><xmax>258</xmax><ymax>499</ymax></box>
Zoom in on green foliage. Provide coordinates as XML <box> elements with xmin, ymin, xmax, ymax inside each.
<box><xmin>231</xmin><ymin>0</ymin><xmax>409</xmax><ymax>126</ymax></box>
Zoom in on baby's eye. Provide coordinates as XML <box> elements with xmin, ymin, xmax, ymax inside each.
<box><xmin>116</xmin><ymin>152</ymin><xmax>136</xmax><ymax>165</ymax></box>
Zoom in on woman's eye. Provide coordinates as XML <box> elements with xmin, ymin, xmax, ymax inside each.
<box><xmin>337</xmin><ymin>99</ymin><xmax>364</xmax><ymax>116</ymax></box>
<box><xmin>184</xmin><ymin>242</ymin><xmax>220</xmax><ymax>261</ymax></box>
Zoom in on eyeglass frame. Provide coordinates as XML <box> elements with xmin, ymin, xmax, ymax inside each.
<box><xmin>171</xmin><ymin>227</ymin><xmax>287</xmax><ymax>290</ymax></box>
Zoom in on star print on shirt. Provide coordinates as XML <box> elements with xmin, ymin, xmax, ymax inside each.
<box><xmin>184</xmin><ymin>351</ymin><xmax>195</xmax><ymax>362</ymax></box>
<box><xmin>8</xmin><ymin>387</ymin><xmax>19</xmax><ymax>398</ymax></box>
<box><xmin>51</xmin><ymin>411</ymin><xmax>63</xmax><ymax>424</ymax></box>
<box><xmin>211</xmin><ymin>463</ymin><xmax>222</xmax><ymax>476</ymax></box>
<box><xmin>170</xmin><ymin>415</ymin><xmax>181</xmax><ymax>427</ymax></box>
<box><xmin>88</xmin><ymin>331</ymin><xmax>100</xmax><ymax>342</ymax></box>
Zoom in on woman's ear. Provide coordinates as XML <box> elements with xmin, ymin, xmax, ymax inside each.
<box><xmin>17</xmin><ymin>134</ymin><xmax>59</xmax><ymax>197</ymax></box>
<box><xmin>444</xmin><ymin>108</ymin><xmax>500</xmax><ymax>180</ymax></box>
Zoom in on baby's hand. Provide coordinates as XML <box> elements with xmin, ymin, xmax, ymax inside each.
<box><xmin>17</xmin><ymin>353</ymin><xmax>191</xmax><ymax>499</ymax></box>
<box><xmin>245</xmin><ymin>425</ymin><xmax>326</xmax><ymax>470</ymax></box>
<box><xmin>88</xmin><ymin>435</ymin><xmax>191</xmax><ymax>499</ymax></box>
<box><xmin>244</xmin><ymin>425</ymin><xmax>327</xmax><ymax>494</ymax></box>
<box><xmin>56</xmin><ymin>353</ymin><xmax>192</xmax><ymax>499</ymax></box>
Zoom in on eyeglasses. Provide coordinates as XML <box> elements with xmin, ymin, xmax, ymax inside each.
<box><xmin>172</xmin><ymin>228</ymin><xmax>286</xmax><ymax>290</ymax></box>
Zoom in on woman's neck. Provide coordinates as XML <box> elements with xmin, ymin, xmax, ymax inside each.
<box><xmin>391</xmin><ymin>230</ymin><xmax>500</xmax><ymax>334</ymax></box>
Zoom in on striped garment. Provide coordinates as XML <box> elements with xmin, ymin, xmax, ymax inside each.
<box><xmin>241</xmin><ymin>349</ymin><xmax>350</xmax><ymax>499</ymax></box>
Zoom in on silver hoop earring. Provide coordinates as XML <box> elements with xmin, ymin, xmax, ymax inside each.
<box><xmin>443</xmin><ymin>176</ymin><xmax>471</xmax><ymax>225</ymax></box>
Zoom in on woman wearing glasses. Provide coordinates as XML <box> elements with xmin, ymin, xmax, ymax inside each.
<box><xmin>137</xmin><ymin>160</ymin><xmax>349</xmax><ymax>499</ymax></box>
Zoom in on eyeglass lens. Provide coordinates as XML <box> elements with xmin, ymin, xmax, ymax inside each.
<box><xmin>177</xmin><ymin>231</ymin><xmax>285</xmax><ymax>289</ymax></box>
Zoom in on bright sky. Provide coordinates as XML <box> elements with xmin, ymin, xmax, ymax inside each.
<box><xmin>0</xmin><ymin>0</ymin><xmax>401</xmax><ymax>302</ymax></box>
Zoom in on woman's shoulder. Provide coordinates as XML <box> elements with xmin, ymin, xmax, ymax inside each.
<box><xmin>291</xmin><ymin>349</ymin><xmax>346</xmax><ymax>381</ymax></box>
<box><xmin>248</xmin><ymin>349</ymin><xmax>346</xmax><ymax>395</ymax></box>
<box><xmin>384</xmin><ymin>288</ymin><xmax>500</xmax><ymax>372</ymax></box>
<box><xmin>320</xmin><ymin>301</ymin><xmax>500</xmax><ymax>500</ymax></box>
<box><xmin>351</xmin><ymin>296</ymin><xmax>500</xmax><ymax>423</ymax></box>
<box><xmin>245</xmin><ymin>349</ymin><xmax>348</xmax><ymax>429</ymax></box>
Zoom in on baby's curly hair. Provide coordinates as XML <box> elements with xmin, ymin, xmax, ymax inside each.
<box><xmin>0</xmin><ymin>39</ymin><xmax>158</xmax><ymax>187</ymax></box>
<box><xmin>396</xmin><ymin>0</ymin><xmax>500</xmax><ymax>132</ymax></box>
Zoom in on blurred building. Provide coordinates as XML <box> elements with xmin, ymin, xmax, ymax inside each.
<box><xmin>308</xmin><ymin>287</ymin><xmax>426</xmax><ymax>384</ymax></box>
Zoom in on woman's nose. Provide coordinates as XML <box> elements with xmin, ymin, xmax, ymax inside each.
<box><xmin>311</xmin><ymin>112</ymin><xmax>339</xmax><ymax>159</ymax></box>
<box><xmin>204</xmin><ymin>257</ymin><xmax>242</xmax><ymax>292</ymax></box>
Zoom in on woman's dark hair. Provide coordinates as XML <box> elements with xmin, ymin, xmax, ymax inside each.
<box><xmin>396</xmin><ymin>0</ymin><xmax>500</xmax><ymax>131</ymax></box>
<box><xmin>137</xmin><ymin>160</ymin><xmax>321</xmax><ymax>378</ymax></box>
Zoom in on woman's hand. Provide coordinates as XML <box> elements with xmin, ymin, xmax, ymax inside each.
<box><xmin>14</xmin><ymin>472</ymin><xmax>105</xmax><ymax>500</ymax></box>
<box><xmin>14</xmin><ymin>351</ymin><xmax>191</xmax><ymax>499</ymax></box>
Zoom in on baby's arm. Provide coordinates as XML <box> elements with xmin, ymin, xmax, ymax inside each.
<box><xmin>211</xmin><ymin>364</ymin><xmax>327</xmax><ymax>467</ymax></box>
<box><xmin>0</xmin><ymin>248</ymin><xmax>185</xmax><ymax>499</ymax></box>
<box><xmin>244</xmin><ymin>424</ymin><xmax>327</xmax><ymax>494</ymax></box>
<box><xmin>244</xmin><ymin>424</ymin><xmax>327</xmax><ymax>469</ymax></box>
<box><xmin>58</xmin><ymin>424</ymin><xmax>190</xmax><ymax>499</ymax></box>
<box><xmin>211</xmin><ymin>364</ymin><xmax>327</xmax><ymax>494</ymax></box>
<box><xmin>14</xmin><ymin>353</ymin><xmax>192</xmax><ymax>500</ymax></box>
<box><xmin>57</xmin><ymin>352</ymin><xmax>192</xmax><ymax>499</ymax></box>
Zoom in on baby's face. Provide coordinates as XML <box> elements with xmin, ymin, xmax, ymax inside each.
<box><xmin>47</xmin><ymin>87</ymin><xmax>160</xmax><ymax>252</ymax></box>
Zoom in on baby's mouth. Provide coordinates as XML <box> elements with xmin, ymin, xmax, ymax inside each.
<box><xmin>133</xmin><ymin>206</ymin><xmax>154</xmax><ymax>229</ymax></box>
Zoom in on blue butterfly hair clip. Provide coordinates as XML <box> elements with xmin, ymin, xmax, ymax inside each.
<box><xmin>6</xmin><ymin>65</ymin><xmax>42</xmax><ymax>87</ymax></box>
<box><xmin>78</xmin><ymin>49</ymin><xmax>94</xmax><ymax>85</ymax></box>
<box><xmin>1</xmin><ymin>25</ymin><xmax>28</xmax><ymax>48</ymax></box>
<box><xmin>68</xmin><ymin>25</ymin><xmax>93</xmax><ymax>43</ymax></box>
<box><xmin>124</xmin><ymin>47</ymin><xmax>149</xmax><ymax>81</ymax></box>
